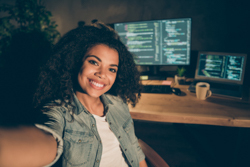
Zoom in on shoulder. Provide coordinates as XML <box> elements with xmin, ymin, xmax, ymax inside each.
<box><xmin>43</xmin><ymin>100</ymin><xmax>67</xmax><ymax>112</ymax></box>
<box><xmin>104</xmin><ymin>94</ymin><xmax>128</xmax><ymax>108</ymax></box>
<box><xmin>42</xmin><ymin>100</ymin><xmax>74</xmax><ymax>122</ymax></box>
<box><xmin>104</xmin><ymin>94</ymin><xmax>130</xmax><ymax>116</ymax></box>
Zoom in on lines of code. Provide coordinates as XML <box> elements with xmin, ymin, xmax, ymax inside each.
<box><xmin>114</xmin><ymin>18</ymin><xmax>191</xmax><ymax>65</ymax></box>
<box><xmin>197</xmin><ymin>54</ymin><xmax>245</xmax><ymax>81</ymax></box>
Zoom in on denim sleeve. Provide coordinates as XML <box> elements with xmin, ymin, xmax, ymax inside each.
<box><xmin>133</xmin><ymin>122</ymin><xmax>146</xmax><ymax>163</ymax></box>
<box><xmin>123</xmin><ymin>102</ymin><xmax>146</xmax><ymax>163</ymax></box>
<box><xmin>35</xmin><ymin>105</ymin><xmax>66</xmax><ymax>167</ymax></box>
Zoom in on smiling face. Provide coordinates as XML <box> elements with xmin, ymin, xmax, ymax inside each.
<box><xmin>76</xmin><ymin>44</ymin><xmax>119</xmax><ymax>99</ymax></box>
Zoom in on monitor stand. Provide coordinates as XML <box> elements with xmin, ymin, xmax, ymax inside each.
<box><xmin>140</xmin><ymin>66</ymin><xmax>167</xmax><ymax>80</ymax></box>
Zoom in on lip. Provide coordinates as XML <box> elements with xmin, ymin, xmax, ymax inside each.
<box><xmin>89</xmin><ymin>79</ymin><xmax>106</xmax><ymax>90</ymax></box>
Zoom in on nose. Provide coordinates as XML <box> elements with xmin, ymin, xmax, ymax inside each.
<box><xmin>95</xmin><ymin>67</ymin><xmax>106</xmax><ymax>79</ymax></box>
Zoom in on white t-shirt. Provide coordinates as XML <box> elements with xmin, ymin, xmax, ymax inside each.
<box><xmin>93</xmin><ymin>114</ymin><xmax>129</xmax><ymax>167</ymax></box>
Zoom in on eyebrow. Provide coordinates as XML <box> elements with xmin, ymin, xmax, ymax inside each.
<box><xmin>85</xmin><ymin>55</ymin><xmax>118</xmax><ymax>67</ymax></box>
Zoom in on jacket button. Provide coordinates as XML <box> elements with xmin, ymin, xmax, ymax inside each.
<box><xmin>118</xmin><ymin>136</ymin><xmax>121</xmax><ymax>139</ymax></box>
<box><xmin>125</xmin><ymin>149</ymin><xmax>127</xmax><ymax>151</ymax></box>
<box><xmin>78</xmin><ymin>139</ymin><xmax>82</xmax><ymax>142</ymax></box>
<box><xmin>92</xmin><ymin>124</ymin><xmax>95</xmax><ymax>127</ymax></box>
<box><xmin>131</xmin><ymin>160</ymin><xmax>133</xmax><ymax>163</ymax></box>
<box><xmin>96</xmin><ymin>160</ymin><xmax>100</xmax><ymax>163</ymax></box>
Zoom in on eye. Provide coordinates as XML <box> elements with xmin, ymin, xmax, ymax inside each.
<box><xmin>89</xmin><ymin>60</ymin><xmax>98</xmax><ymax>66</ymax></box>
<box><xmin>109</xmin><ymin>68</ymin><xmax>117</xmax><ymax>73</ymax></box>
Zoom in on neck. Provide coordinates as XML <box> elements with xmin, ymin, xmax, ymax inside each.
<box><xmin>75</xmin><ymin>91</ymin><xmax>104</xmax><ymax>116</ymax></box>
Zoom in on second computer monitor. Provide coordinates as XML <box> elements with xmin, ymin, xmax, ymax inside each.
<box><xmin>195</xmin><ymin>51</ymin><xmax>247</xmax><ymax>85</ymax></box>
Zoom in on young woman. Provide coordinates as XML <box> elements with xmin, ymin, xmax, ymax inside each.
<box><xmin>0</xmin><ymin>21</ymin><xmax>147</xmax><ymax>167</ymax></box>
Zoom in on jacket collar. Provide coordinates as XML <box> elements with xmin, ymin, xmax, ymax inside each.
<box><xmin>72</xmin><ymin>93</ymin><xmax>113</xmax><ymax>115</ymax></box>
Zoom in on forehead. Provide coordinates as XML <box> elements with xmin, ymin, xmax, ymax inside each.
<box><xmin>88</xmin><ymin>44</ymin><xmax>117</xmax><ymax>52</ymax></box>
<box><xmin>85</xmin><ymin>44</ymin><xmax>119</xmax><ymax>63</ymax></box>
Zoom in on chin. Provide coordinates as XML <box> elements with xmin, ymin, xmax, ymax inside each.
<box><xmin>87</xmin><ymin>89</ymin><xmax>107</xmax><ymax>98</ymax></box>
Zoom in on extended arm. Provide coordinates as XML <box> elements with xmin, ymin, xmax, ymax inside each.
<box><xmin>0</xmin><ymin>126</ymin><xmax>57</xmax><ymax>167</ymax></box>
<box><xmin>139</xmin><ymin>159</ymin><xmax>148</xmax><ymax>167</ymax></box>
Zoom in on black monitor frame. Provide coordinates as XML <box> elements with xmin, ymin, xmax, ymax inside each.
<box><xmin>112</xmin><ymin>18</ymin><xmax>192</xmax><ymax>79</ymax></box>
<box><xmin>195</xmin><ymin>51</ymin><xmax>247</xmax><ymax>85</ymax></box>
<box><xmin>113</xmin><ymin>18</ymin><xmax>192</xmax><ymax>66</ymax></box>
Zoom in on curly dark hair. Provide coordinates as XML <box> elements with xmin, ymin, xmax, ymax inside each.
<box><xmin>33</xmin><ymin>21</ymin><xmax>142</xmax><ymax>110</ymax></box>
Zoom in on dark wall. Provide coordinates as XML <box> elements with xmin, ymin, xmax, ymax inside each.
<box><xmin>43</xmin><ymin>0</ymin><xmax>249</xmax><ymax>52</ymax></box>
<box><xmin>43</xmin><ymin>0</ymin><xmax>250</xmax><ymax>84</ymax></box>
<box><xmin>1</xmin><ymin>0</ymin><xmax>249</xmax><ymax>83</ymax></box>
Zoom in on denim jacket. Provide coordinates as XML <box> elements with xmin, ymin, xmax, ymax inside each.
<box><xmin>36</xmin><ymin>93</ymin><xmax>145</xmax><ymax>167</ymax></box>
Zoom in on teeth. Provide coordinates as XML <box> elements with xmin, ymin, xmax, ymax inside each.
<box><xmin>90</xmin><ymin>80</ymin><xmax>104</xmax><ymax>88</ymax></box>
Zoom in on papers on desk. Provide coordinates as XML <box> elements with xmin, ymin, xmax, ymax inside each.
<box><xmin>162</xmin><ymin>80</ymin><xmax>172</xmax><ymax>85</ymax></box>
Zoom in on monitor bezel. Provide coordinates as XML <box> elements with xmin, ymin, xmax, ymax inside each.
<box><xmin>112</xmin><ymin>17</ymin><xmax>192</xmax><ymax>66</ymax></box>
<box><xmin>195</xmin><ymin>51</ymin><xmax>247</xmax><ymax>85</ymax></box>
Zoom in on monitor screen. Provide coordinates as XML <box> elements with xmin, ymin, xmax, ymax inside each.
<box><xmin>114</xmin><ymin>18</ymin><xmax>191</xmax><ymax>65</ymax></box>
<box><xmin>195</xmin><ymin>52</ymin><xmax>247</xmax><ymax>84</ymax></box>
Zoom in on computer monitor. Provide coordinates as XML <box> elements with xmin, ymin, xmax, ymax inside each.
<box><xmin>195</xmin><ymin>51</ymin><xmax>247</xmax><ymax>85</ymax></box>
<box><xmin>113</xmin><ymin>18</ymin><xmax>191</xmax><ymax>79</ymax></box>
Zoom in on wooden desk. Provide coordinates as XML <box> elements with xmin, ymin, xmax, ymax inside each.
<box><xmin>129</xmin><ymin>81</ymin><xmax>250</xmax><ymax>128</ymax></box>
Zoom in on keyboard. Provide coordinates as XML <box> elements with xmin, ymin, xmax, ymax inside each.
<box><xmin>141</xmin><ymin>85</ymin><xmax>172</xmax><ymax>94</ymax></box>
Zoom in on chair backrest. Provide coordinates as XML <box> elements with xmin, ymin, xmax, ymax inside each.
<box><xmin>138</xmin><ymin>139</ymin><xmax>170</xmax><ymax>167</ymax></box>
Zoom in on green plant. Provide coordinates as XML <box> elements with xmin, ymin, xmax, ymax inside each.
<box><xmin>0</xmin><ymin>0</ymin><xmax>60</xmax><ymax>67</ymax></box>
<box><xmin>177</xmin><ymin>67</ymin><xmax>186</xmax><ymax>77</ymax></box>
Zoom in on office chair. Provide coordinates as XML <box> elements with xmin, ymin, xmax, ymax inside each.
<box><xmin>138</xmin><ymin>139</ymin><xmax>170</xmax><ymax>167</ymax></box>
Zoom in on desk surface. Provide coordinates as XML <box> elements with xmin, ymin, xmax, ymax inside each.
<box><xmin>129</xmin><ymin>80</ymin><xmax>250</xmax><ymax>128</ymax></box>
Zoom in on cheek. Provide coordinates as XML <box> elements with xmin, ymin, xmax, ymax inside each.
<box><xmin>78</xmin><ymin>70</ymin><xmax>88</xmax><ymax>83</ymax></box>
<box><xmin>78</xmin><ymin>65</ymin><xmax>90</xmax><ymax>78</ymax></box>
<box><xmin>77</xmin><ymin>74</ymin><xmax>83</xmax><ymax>86</ymax></box>
<box><xmin>109</xmin><ymin>74</ymin><xmax>117</xmax><ymax>85</ymax></box>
